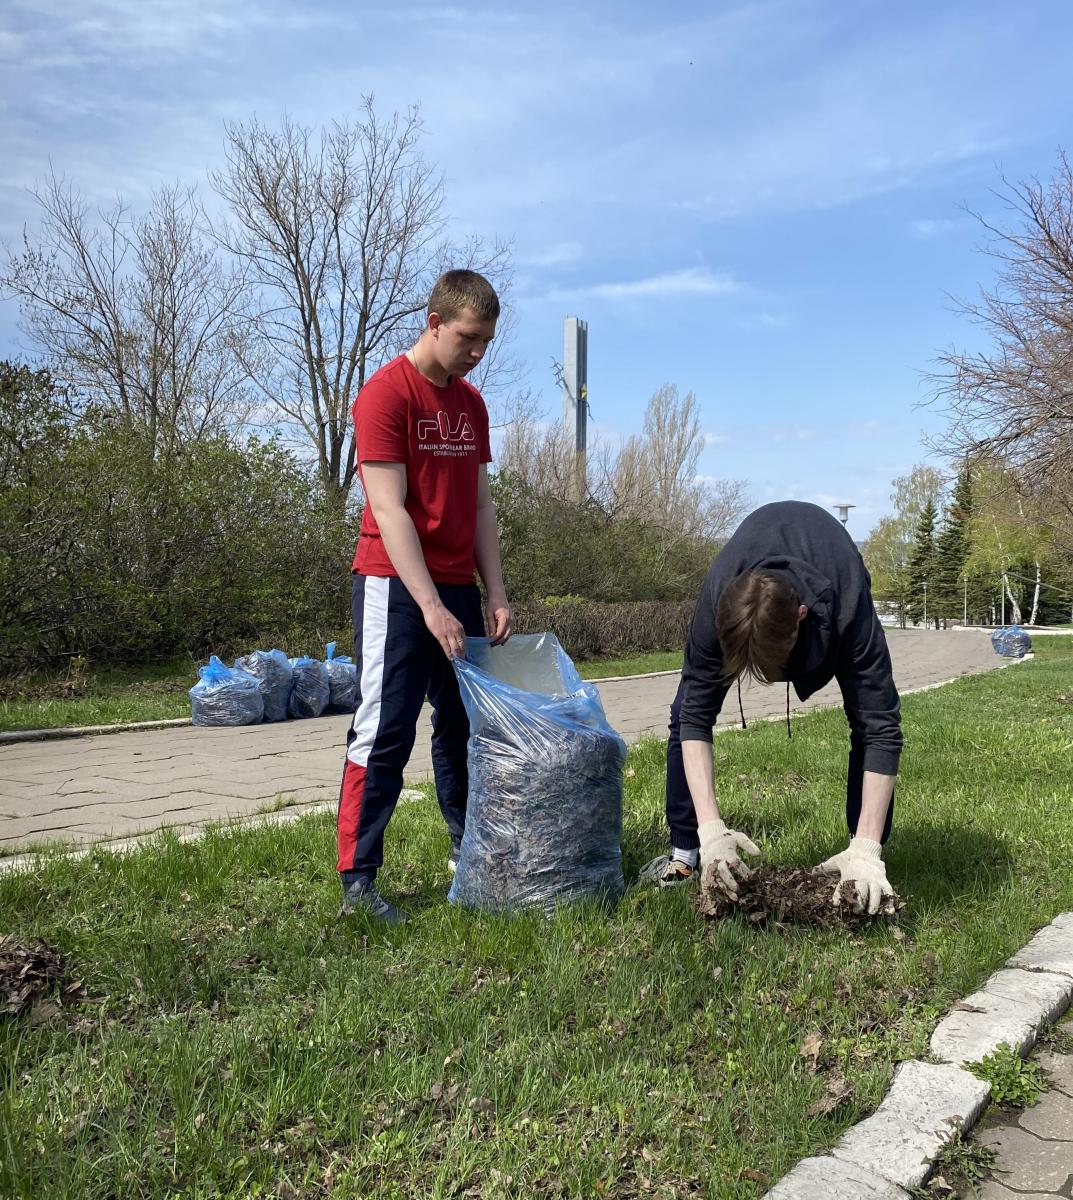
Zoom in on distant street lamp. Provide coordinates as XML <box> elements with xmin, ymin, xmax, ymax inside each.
<box><xmin>923</xmin><ymin>579</ymin><xmax>928</xmax><ymax>628</ymax></box>
<box><xmin>832</xmin><ymin>502</ymin><xmax>855</xmax><ymax>527</ymax></box>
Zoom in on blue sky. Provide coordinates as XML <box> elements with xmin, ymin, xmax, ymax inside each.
<box><xmin>3</xmin><ymin>0</ymin><xmax>1073</xmax><ymax>538</ymax></box>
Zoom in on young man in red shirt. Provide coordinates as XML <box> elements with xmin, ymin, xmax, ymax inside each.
<box><xmin>338</xmin><ymin>270</ymin><xmax>512</xmax><ymax>923</ymax></box>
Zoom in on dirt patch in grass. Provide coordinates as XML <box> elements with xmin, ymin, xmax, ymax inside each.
<box><xmin>694</xmin><ymin>865</ymin><xmax>904</xmax><ymax>929</ymax></box>
<box><xmin>1</xmin><ymin>935</ymin><xmax>86</xmax><ymax>1020</ymax></box>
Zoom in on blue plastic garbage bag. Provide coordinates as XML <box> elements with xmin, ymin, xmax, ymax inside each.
<box><xmin>324</xmin><ymin>641</ymin><xmax>358</xmax><ymax>712</ymax></box>
<box><xmin>990</xmin><ymin>625</ymin><xmax>1032</xmax><ymax>658</ymax></box>
<box><xmin>287</xmin><ymin>656</ymin><xmax>330</xmax><ymax>719</ymax></box>
<box><xmin>233</xmin><ymin>649</ymin><xmax>292</xmax><ymax>722</ymax></box>
<box><xmin>448</xmin><ymin>632</ymin><xmax>627</xmax><ymax>913</ymax></box>
<box><xmin>189</xmin><ymin>655</ymin><xmax>264</xmax><ymax>726</ymax></box>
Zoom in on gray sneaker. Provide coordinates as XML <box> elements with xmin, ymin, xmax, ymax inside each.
<box><xmin>636</xmin><ymin>854</ymin><xmax>699</xmax><ymax>888</ymax></box>
<box><xmin>340</xmin><ymin>880</ymin><xmax>409</xmax><ymax>924</ymax></box>
<box><xmin>447</xmin><ymin>837</ymin><xmax>463</xmax><ymax>875</ymax></box>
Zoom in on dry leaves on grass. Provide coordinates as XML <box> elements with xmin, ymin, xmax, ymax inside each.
<box><xmin>797</xmin><ymin>1031</ymin><xmax>857</xmax><ymax>1117</ymax></box>
<box><xmin>694</xmin><ymin>865</ymin><xmax>904</xmax><ymax>929</ymax></box>
<box><xmin>799</xmin><ymin>1032</ymin><xmax>823</xmax><ymax>1073</ymax></box>
<box><xmin>806</xmin><ymin>1069</ymin><xmax>855</xmax><ymax>1117</ymax></box>
<box><xmin>1</xmin><ymin>935</ymin><xmax>86</xmax><ymax>1020</ymax></box>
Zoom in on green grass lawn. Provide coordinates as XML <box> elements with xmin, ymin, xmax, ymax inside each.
<box><xmin>2</xmin><ymin>642</ymin><xmax>1072</xmax><ymax>1198</ymax></box>
<box><xmin>0</xmin><ymin>650</ymin><xmax>683</xmax><ymax>732</ymax></box>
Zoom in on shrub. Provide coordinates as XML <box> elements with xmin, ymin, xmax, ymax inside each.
<box><xmin>510</xmin><ymin>599</ymin><xmax>692</xmax><ymax>661</ymax></box>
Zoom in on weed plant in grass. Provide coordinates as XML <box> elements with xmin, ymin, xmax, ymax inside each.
<box><xmin>2</xmin><ymin>642</ymin><xmax>1072</xmax><ymax>1197</ymax></box>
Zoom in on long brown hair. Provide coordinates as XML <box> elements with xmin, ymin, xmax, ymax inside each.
<box><xmin>716</xmin><ymin>570</ymin><xmax>800</xmax><ymax>684</ymax></box>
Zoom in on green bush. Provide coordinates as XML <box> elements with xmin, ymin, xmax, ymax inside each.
<box><xmin>511</xmin><ymin>599</ymin><xmax>692</xmax><ymax>660</ymax></box>
<box><xmin>492</xmin><ymin>470</ymin><xmax>715</xmax><ymax>604</ymax></box>
<box><xmin>0</xmin><ymin>362</ymin><xmax>355</xmax><ymax>669</ymax></box>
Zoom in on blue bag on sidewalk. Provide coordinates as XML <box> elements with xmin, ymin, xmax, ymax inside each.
<box><xmin>990</xmin><ymin>625</ymin><xmax>1032</xmax><ymax>658</ymax></box>
<box><xmin>189</xmin><ymin>656</ymin><xmax>264</xmax><ymax>726</ymax></box>
<box><xmin>287</xmin><ymin>656</ymin><xmax>330</xmax><ymax>719</ymax></box>
<box><xmin>233</xmin><ymin>649</ymin><xmax>292</xmax><ymax>722</ymax></box>
<box><xmin>448</xmin><ymin>633</ymin><xmax>627</xmax><ymax>913</ymax></box>
<box><xmin>325</xmin><ymin>641</ymin><xmax>359</xmax><ymax>712</ymax></box>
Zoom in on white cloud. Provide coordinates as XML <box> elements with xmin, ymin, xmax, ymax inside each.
<box><xmin>541</xmin><ymin>267</ymin><xmax>740</xmax><ymax>304</ymax></box>
<box><xmin>704</xmin><ymin>431</ymin><xmax>729</xmax><ymax>446</ymax></box>
<box><xmin>519</xmin><ymin>241</ymin><xmax>584</xmax><ymax>268</ymax></box>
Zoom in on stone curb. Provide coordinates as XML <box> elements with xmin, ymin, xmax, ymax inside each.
<box><xmin>764</xmin><ymin>913</ymin><xmax>1073</xmax><ymax>1198</ymax></box>
<box><xmin>0</xmin><ymin>671</ymin><xmax>686</xmax><ymax>746</ymax></box>
<box><xmin>0</xmin><ymin>717</ymin><xmax>193</xmax><ymax>744</ymax></box>
<box><xmin>0</xmin><ymin>789</ymin><xmax>428</xmax><ymax>877</ymax></box>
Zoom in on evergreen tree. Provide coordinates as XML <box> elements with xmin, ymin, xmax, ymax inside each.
<box><xmin>901</xmin><ymin>497</ymin><xmax>937</xmax><ymax>626</ymax></box>
<box><xmin>932</xmin><ymin>464</ymin><xmax>973</xmax><ymax>624</ymax></box>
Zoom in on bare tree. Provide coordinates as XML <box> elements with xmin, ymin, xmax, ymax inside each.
<box><xmin>211</xmin><ymin>99</ymin><xmax>513</xmax><ymax>504</ymax></box>
<box><xmin>604</xmin><ymin>385</ymin><xmax>748</xmax><ymax>541</ymax></box>
<box><xmin>499</xmin><ymin>382</ymin><xmax>748</xmax><ymax>541</ymax></box>
<box><xmin>2</xmin><ymin>174</ymin><xmax>251</xmax><ymax>454</ymax></box>
<box><xmin>932</xmin><ymin>153</ymin><xmax>1073</xmax><ymax>500</ymax></box>
<box><xmin>498</xmin><ymin>411</ymin><xmax>579</xmax><ymax>501</ymax></box>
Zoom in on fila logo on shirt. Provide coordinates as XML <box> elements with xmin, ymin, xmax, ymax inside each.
<box><xmin>417</xmin><ymin>410</ymin><xmax>476</xmax><ymax>448</ymax></box>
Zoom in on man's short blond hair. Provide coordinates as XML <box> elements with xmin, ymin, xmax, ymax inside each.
<box><xmin>428</xmin><ymin>269</ymin><xmax>500</xmax><ymax>323</ymax></box>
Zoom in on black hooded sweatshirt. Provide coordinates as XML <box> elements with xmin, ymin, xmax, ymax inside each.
<box><xmin>678</xmin><ymin>500</ymin><xmax>902</xmax><ymax>777</ymax></box>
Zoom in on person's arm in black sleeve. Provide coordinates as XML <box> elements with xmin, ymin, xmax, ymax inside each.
<box><xmin>815</xmin><ymin>603</ymin><xmax>902</xmax><ymax>915</ymax></box>
<box><xmin>678</xmin><ymin>581</ymin><xmax>730</xmax><ymax>744</ymax></box>
<box><xmin>835</xmin><ymin>603</ymin><xmax>903</xmax><ymax>782</ymax></box>
<box><xmin>676</xmin><ymin>583</ymin><xmax>760</xmax><ymax>890</ymax></box>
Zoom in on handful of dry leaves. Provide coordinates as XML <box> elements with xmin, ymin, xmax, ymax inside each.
<box><xmin>693</xmin><ymin>864</ymin><xmax>904</xmax><ymax>928</ymax></box>
<box><xmin>1</xmin><ymin>935</ymin><xmax>86</xmax><ymax>1020</ymax></box>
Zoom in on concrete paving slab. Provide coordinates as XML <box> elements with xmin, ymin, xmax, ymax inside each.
<box><xmin>974</xmin><ymin>1124</ymin><xmax>1073</xmax><ymax>1193</ymax></box>
<box><xmin>1019</xmin><ymin>1090</ymin><xmax>1073</xmax><ymax>1141</ymax></box>
<box><xmin>1037</xmin><ymin>1048</ymin><xmax>1073</xmax><ymax>1099</ymax></box>
<box><xmin>977</xmin><ymin>1185</ymin><xmax>1057</xmax><ymax>1200</ymax></box>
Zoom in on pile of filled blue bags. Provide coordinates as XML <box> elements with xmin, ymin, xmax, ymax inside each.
<box><xmin>189</xmin><ymin>642</ymin><xmax>358</xmax><ymax>727</ymax></box>
<box><xmin>990</xmin><ymin>625</ymin><xmax>1033</xmax><ymax>659</ymax></box>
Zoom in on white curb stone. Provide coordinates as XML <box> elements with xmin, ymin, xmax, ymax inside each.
<box><xmin>982</xmin><ymin>967</ymin><xmax>1073</xmax><ymax>1024</ymax></box>
<box><xmin>764</xmin><ymin>1155</ymin><xmax>910</xmax><ymax>1199</ymax></box>
<box><xmin>930</xmin><ymin>988</ymin><xmax>1044</xmax><ymax>1065</ymax></box>
<box><xmin>828</xmin><ymin>1061</ymin><xmax>990</xmax><ymax>1190</ymax></box>
<box><xmin>1008</xmin><ymin>914</ymin><xmax>1073</xmax><ymax>978</ymax></box>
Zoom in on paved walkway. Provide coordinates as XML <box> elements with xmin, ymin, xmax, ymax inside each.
<box><xmin>971</xmin><ymin>1018</ymin><xmax>1073</xmax><ymax>1199</ymax></box>
<box><xmin>0</xmin><ymin>629</ymin><xmax>1005</xmax><ymax>855</ymax></box>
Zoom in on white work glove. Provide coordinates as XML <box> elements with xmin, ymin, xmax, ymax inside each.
<box><xmin>813</xmin><ymin>837</ymin><xmax>893</xmax><ymax>915</ymax></box>
<box><xmin>698</xmin><ymin>819</ymin><xmax>761</xmax><ymax>893</ymax></box>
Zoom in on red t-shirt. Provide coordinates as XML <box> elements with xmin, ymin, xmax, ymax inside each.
<box><xmin>352</xmin><ymin>355</ymin><xmax>492</xmax><ymax>584</ymax></box>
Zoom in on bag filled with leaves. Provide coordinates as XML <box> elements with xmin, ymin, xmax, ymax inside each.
<box><xmin>189</xmin><ymin>655</ymin><xmax>264</xmax><ymax>726</ymax></box>
<box><xmin>233</xmin><ymin>649</ymin><xmax>293</xmax><ymax>722</ymax></box>
<box><xmin>324</xmin><ymin>641</ymin><xmax>359</xmax><ymax>712</ymax></box>
<box><xmin>990</xmin><ymin>624</ymin><xmax>1032</xmax><ymax>659</ymax></box>
<box><xmin>448</xmin><ymin>633</ymin><xmax>627</xmax><ymax>914</ymax></box>
<box><xmin>287</xmin><ymin>655</ymin><xmax>330</xmax><ymax>719</ymax></box>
